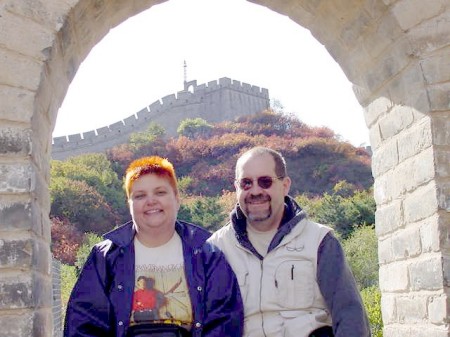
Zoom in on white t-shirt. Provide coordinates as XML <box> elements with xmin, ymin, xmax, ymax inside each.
<box><xmin>130</xmin><ymin>232</ymin><xmax>192</xmax><ymax>329</ymax></box>
<box><xmin>247</xmin><ymin>224</ymin><xmax>278</xmax><ymax>257</ymax></box>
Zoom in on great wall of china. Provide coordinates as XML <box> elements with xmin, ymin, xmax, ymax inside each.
<box><xmin>52</xmin><ymin>77</ymin><xmax>270</xmax><ymax>161</ymax></box>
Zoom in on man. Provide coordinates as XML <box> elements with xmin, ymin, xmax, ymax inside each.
<box><xmin>208</xmin><ymin>146</ymin><xmax>370</xmax><ymax>337</ymax></box>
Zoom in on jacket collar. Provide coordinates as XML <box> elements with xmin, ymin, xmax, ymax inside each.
<box><xmin>231</xmin><ymin>195</ymin><xmax>307</xmax><ymax>256</ymax></box>
<box><xmin>103</xmin><ymin>220</ymin><xmax>207</xmax><ymax>249</ymax></box>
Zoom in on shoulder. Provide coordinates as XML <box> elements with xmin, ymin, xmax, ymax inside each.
<box><xmin>176</xmin><ymin>220</ymin><xmax>212</xmax><ymax>246</ymax></box>
<box><xmin>207</xmin><ymin>223</ymin><xmax>235</xmax><ymax>249</ymax></box>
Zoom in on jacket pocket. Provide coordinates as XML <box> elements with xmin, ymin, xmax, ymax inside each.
<box><xmin>274</xmin><ymin>260</ymin><xmax>315</xmax><ymax>309</ymax></box>
<box><xmin>236</xmin><ymin>271</ymin><xmax>249</xmax><ymax>304</ymax></box>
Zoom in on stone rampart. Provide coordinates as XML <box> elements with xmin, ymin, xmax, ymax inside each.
<box><xmin>51</xmin><ymin>77</ymin><xmax>270</xmax><ymax>160</ymax></box>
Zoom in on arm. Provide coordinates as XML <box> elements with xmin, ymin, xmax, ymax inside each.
<box><xmin>201</xmin><ymin>245</ymin><xmax>244</xmax><ymax>337</ymax></box>
<box><xmin>317</xmin><ymin>233</ymin><xmax>371</xmax><ymax>337</ymax></box>
<box><xmin>64</xmin><ymin>246</ymin><xmax>114</xmax><ymax>337</ymax></box>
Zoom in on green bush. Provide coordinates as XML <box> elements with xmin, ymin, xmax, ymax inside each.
<box><xmin>342</xmin><ymin>225</ymin><xmax>379</xmax><ymax>289</ymax></box>
<box><xmin>61</xmin><ymin>264</ymin><xmax>78</xmax><ymax>322</ymax></box>
<box><xmin>75</xmin><ymin>232</ymin><xmax>104</xmax><ymax>272</ymax></box>
<box><xmin>361</xmin><ymin>285</ymin><xmax>383</xmax><ymax>337</ymax></box>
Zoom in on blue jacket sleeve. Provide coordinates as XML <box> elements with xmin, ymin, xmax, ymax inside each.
<box><xmin>64</xmin><ymin>246</ymin><xmax>114</xmax><ymax>337</ymax></box>
<box><xmin>201</xmin><ymin>244</ymin><xmax>244</xmax><ymax>337</ymax></box>
<box><xmin>317</xmin><ymin>233</ymin><xmax>371</xmax><ymax>337</ymax></box>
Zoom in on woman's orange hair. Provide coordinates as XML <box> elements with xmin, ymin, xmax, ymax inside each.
<box><xmin>125</xmin><ymin>156</ymin><xmax>178</xmax><ymax>198</ymax></box>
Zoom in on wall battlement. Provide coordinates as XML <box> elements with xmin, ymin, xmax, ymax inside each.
<box><xmin>52</xmin><ymin>77</ymin><xmax>270</xmax><ymax>160</ymax></box>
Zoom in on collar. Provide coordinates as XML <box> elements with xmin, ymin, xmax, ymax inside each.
<box><xmin>230</xmin><ymin>195</ymin><xmax>307</xmax><ymax>256</ymax></box>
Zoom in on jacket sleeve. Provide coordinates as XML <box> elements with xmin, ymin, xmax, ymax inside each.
<box><xmin>201</xmin><ymin>244</ymin><xmax>244</xmax><ymax>337</ymax></box>
<box><xmin>317</xmin><ymin>233</ymin><xmax>371</xmax><ymax>337</ymax></box>
<box><xmin>64</xmin><ymin>245</ymin><xmax>114</xmax><ymax>337</ymax></box>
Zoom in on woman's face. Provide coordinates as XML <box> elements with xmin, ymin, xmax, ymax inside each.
<box><xmin>128</xmin><ymin>173</ymin><xmax>180</xmax><ymax>235</ymax></box>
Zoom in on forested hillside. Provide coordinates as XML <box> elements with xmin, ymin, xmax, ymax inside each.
<box><xmin>50</xmin><ymin>110</ymin><xmax>374</xmax><ymax>263</ymax></box>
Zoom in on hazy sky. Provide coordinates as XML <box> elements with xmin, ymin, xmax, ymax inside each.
<box><xmin>53</xmin><ymin>0</ymin><xmax>370</xmax><ymax>147</ymax></box>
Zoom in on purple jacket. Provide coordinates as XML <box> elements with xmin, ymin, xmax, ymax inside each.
<box><xmin>64</xmin><ymin>220</ymin><xmax>243</xmax><ymax>337</ymax></box>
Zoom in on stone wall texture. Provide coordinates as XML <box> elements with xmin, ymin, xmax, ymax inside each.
<box><xmin>51</xmin><ymin>78</ymin><xmax>270</xmax><ymax>160</ymax></box>
<box><xmin>0</xmin><ymin>0</ymin><xmax>449</xmax><ymax>336</ymax></box>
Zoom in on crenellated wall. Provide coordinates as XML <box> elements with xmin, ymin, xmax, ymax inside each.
<box><xmin>51</xmin><ymin>77</ymin><xmax>270</xmax><ymax>161</ymax></box>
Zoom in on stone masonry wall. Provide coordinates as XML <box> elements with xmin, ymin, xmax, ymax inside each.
<box><xmin>51</xmin><ymin>77</ymin><xmax>270</xmax><ymax>161</ymax></box>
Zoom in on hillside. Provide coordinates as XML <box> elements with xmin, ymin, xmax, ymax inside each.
<box><xmin>106</xmin><ymin>110</ymin><xmax>373</xmax><ymax>197</ymax></box>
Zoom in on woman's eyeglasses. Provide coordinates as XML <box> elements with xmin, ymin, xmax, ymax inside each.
<box><xmin>237</xmin><ymin>176</ymin><xmax>284</xmax><ymax>191</ymax></box>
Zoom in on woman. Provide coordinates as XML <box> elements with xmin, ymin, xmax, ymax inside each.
<box><xmin>64</xmin><ymin>156</ymin><xmax>243</xmax><ymax>337</ymax></box>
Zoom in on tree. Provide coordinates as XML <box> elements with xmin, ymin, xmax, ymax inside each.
<box><xmin>128</xmin><ymin>122</ymin><xmax>166</xmax><ymax>151</ymax></box>
<box><xmin>342</xmin><ymin>225</ymin><xmax>379</xmax><ymax>289</ymax></box>
<box><xmin>51</xmin><ymin>217</ymin><xmax>84</xmax><ymax>265</ymax></box>
<box><xmin>50</xmin><ymin>176</ymin><xmax>118</xmax><ymax>235</ymax></box>
<box><xmin>179</xmin><ymin>197</ymin><xmax>227</xmax><ymax>232</ymax></box>
<box><xmin>51</xmin><ymin>153</ymin><xmax>128</xmax><ymax>223</ymax></box>
<box><xmin>298</xmin><ymin>183</ymin><xmax>376</xmax><ymax>238</ymax></box>
<box><xmin>360</xmin><ymin>285</ymin><xmax>383</xmax><ymax>337</ymax></box>
<box><xmin>75</xmin><ymin>232</ymin><xmax>104</xmax><ymax>272</ymax></box>
<box><xmin>177</xmin><ymin>118</ymin><xmax>213</xmax><ymax>139</ymax></box>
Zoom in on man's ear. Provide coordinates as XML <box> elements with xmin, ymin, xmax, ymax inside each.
<box><xmin>283</xmin><ymin>176</ymin><xmax>292</xmax><ymax>196</ymax></box>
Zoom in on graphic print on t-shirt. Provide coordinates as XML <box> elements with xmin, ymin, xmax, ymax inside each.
<box><xmin>130</xmin><ymin>234</ymin><xmax>192</xmax><ymax>327</ymax></box>
<box><xmin>131</xmin><ymin>264</ymin><xmax>192</xmax><ymax>325</ymax></box>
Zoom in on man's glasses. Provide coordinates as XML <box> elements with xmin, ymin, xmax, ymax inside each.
<box><xmin>236</xmin><ymin>176</ymin><xmax>284</xmax><ymax>191</ymax></box>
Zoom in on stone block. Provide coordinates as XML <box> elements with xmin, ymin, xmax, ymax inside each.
<box><xmin>419</xmin><ymin>215</ymin><xmax>445</xmax><ymax>253</ymax></box>
<box><xmin>372</xmin><ymin>138</ymin><xmax>399</xmax><ymax>177</ymax></box>
<box><xmin>379</xmin><ymin>262</ymin><xmax>409</xmax><ymax>291</ymax></box>
<box><xmin>365</xmin><ymin>96</ymin><xmax>393</xmax><ymax>127</ymax></box>
<box><xmin>0</xmin><ymin>239</ymin><xmax>33</xmax><ymax>269</ymax></box>
<box><xmin>421</xmin><ymin>50</ymin><xmax>450</xmax><ymax>85</ymax></box>
<box><xmin>33</xmin><ymin>309</ymin><xmax>54</xmax><ymax>337</ymax></box>
<box><xmin>432</xmin><ymin>114</ymin><xmax>450</xmax><ymax>146</ymax></box>
<box><xmin>381</xmin><ymin>293</ymin><xmax>397</xmax><ymax>324</ymax></box>
<box><xmin>0</xmin><ymin>312</ymin><xmax>34</xmax><ymax>337</ymax></box>
<box><xmin>32</xmin><ymin>273</ymin><xmax>53</xmax><ymax>308</ymax></box>
<box><xmin>375</xmin><ymin>200</ymin><xmax>403</xmax><ymax>237</ymax></box>
<box><xmin>396</xmin><ymin>295</ymin><xmax>428</xmax><ymax>322</ymax></box>
<box><xmin>409</xmin><ymin>11</ymin><xmax>450</xmax><ymax>55</ymax></box>
<box><xmin>0</xmin><ymin>10</ymin><xmax>54</xmax><ymax>61</ymax></box>
<box><xmin>0</xmin><ymin>86</ymin><xmax>34</xmax><ymax>122</ymax></box>
<box><xmin>427</xmin><ymin>83</ymin><xmax>450</xmax><ymax>112</ymax></box>
<box><xmin>0</xmin><ymin>200</ymin><xmax>32</xmax><ymax>230</ymax></box>
<box><xmin>404</xmin><ymin>183</ymin><xmax>439</xmax><ymax>223</ymax></box>
<box><xmin>378</xmin><ymin>236</ymin><xmax>394</xmax><ymax>264</ymax></box>
<box><xmin>0</xmin><ymin>48</ymin><xmax>42</xmax><ymax>91</ymax></box>
<box><xmin>428</xmin><ymin>294</ymin><xmax>449</xmax><ymax>324</ymax></box>
<box><xmin>0</xmin><ymin>163</ymin><xmax>33</xmax><ymax>193</ymax></box>
<box><xmin>0</xmin><ymin>127</ymin><xmax>32</xmax><ymax>156</ymax></box>
<box><xmin>409</xmin><ymin>257</ymin><xmax>443</xmax><ymax>291</ymax></box>
<box><xmin>397</xmin><ymin>118</ymin><xmax>433</xmax><ymax>162</ymax></box>
<box><xmin>379</xmin><ymin>104</ymin><xmax>415</xmax><ymax>140</ymax></box>
<box><xmin>0</xmin><ymin>276</ymin><xmax>32</xmax><ymax>309</ymax></box>
<box><xmin>5</xmin><ymin>0</ymin><xmax>73</xmax><ymax>31</ymax></box>
<box><xmin>391</xmin><ymin>226</ymin><xmax>422</xmax><ymax>260</ymax></box>
<box><xmin>392</xmin><ymin>0</ymin><xmax>446</xmax><ymax>31</ymax></box>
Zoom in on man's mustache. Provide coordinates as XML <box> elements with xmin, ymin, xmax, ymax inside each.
<box><xmin>245</xmin><ymin>194</ymin><xmax>271</xmax><ymax>203</ymax></box>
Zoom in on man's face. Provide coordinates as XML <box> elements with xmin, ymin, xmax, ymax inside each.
<box><xmin>235</xmin><ymin>153</ymin><xmax>291</xmax><ymax>232</ymax></box>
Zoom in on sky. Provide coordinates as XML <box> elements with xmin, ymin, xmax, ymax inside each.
<box><xmin>53</xmin><ymin>0</ymin><xmax>370</xmax><ymax>147</ymax></box>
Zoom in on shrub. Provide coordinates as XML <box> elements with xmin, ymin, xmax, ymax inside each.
<box><xmin>61</xmin><ymin>263</ymin><xmax>78</xmax><ymax>322</ymax></box>
<box><xmin>361</xmin><ymin>285</ymin><xmax>383</xmax><ymax>337</ymax></box>
<box><xmin>75</xmin><ymin>233</ymin><xmax>104</xmax><ymax>272</ymax></box>
<box><xmin>51</xmin><ymin>217</ymin><xmax>84</xmax><ymax>265</ymax></box>
<box><xmin>342</xmin><ymin>225</ymin><xmax>379</xmax><ymax>289</ymax></box>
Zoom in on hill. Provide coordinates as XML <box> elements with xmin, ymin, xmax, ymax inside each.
<box><xmin>106</xmin><ymin>110</ymin><xmax>373</xmax><ymax>197</ymax></box>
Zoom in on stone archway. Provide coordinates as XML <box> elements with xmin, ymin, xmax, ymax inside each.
<box><xmin>0</xmin><ymin>0</ymin><xmax>448</xmax><ymax>336</ymax></box>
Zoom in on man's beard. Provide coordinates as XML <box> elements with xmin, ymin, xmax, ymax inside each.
<box><xmin>245</xmin><ymin>194</ymin><xmax>271</xmax><ymax>222</ymax></box>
